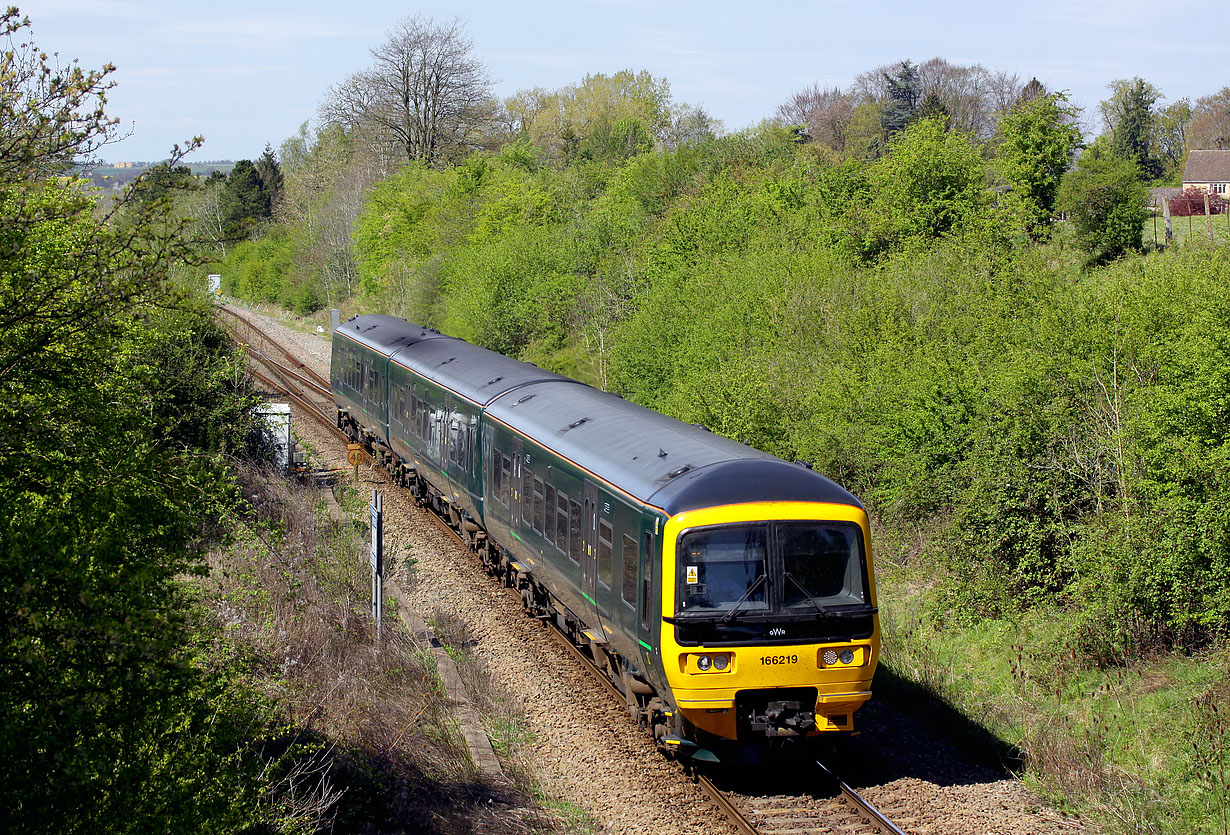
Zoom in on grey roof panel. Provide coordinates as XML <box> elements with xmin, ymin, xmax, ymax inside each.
<box><xmin>487</xmin><ymin>380</ymin><xmax>860</xmax><ymax>513</ymax></box>
<box><xmin>393</xmin><ymin>336</ymin><xmax>577</xmax><ymax>406</ymax></box>
<box><xmin>335</xmin><ymin>314</ymin><xmax>448</xmax><ymax>355</ymax></box>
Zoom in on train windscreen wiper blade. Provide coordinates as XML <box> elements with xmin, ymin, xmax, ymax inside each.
<box><xmin>722</xmin><ymin>573</ymin><xmax>768</xmax><ymax>624</ymax></box>
<box><xmin>785</xmin><ymin>571</ymin><xmax>836</xmax><ymax>617</ymax></box>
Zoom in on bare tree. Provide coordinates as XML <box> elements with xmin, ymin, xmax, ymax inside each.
<box><xmin>322</xmin><ymin>16</ymin><xmax>494</xmax><ymax>166</ymax></box>
<box><xmin>774</xmin><ymin>84</ymin><xmax>853</xmax><ymax>151</ymax></box>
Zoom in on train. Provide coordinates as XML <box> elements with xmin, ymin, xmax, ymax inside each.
<box><xmin>330</xmin><ymin>313</ymin><xmax>880</xmax><ymax>759</ymax></box>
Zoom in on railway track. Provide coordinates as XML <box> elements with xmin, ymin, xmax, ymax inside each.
<box><xmin>225</xmin><ymin>309</ymin><xmax>912</xmax><ymax>835</ymax></box>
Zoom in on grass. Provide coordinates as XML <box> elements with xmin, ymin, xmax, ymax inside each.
<box><xmin>875</xmin><ymin>553</ymin><xmax>1230</xmax><ymax>835</ymax></box>
<box><xmin>200</xmin><ymin>463</ymin><xmax>586</xmax><ymax>834</ymax></box>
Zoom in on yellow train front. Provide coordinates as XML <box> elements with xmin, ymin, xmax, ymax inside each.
<box><xmin>646</xmin><ymin>471</ymin><xmax>879</xmax><ymax>753</ymax></box>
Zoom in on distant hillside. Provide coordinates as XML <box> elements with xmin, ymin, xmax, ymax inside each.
<box><xmin>81</xmin><ymin>160</ymin><xmax>236</xmax><ymax>193</ymax></box>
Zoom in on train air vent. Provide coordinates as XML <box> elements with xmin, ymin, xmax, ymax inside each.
<box><xmin>440</xmin><ymin>357</ymin><xmax>456</xmax><ymax>365</ymax></box>
<box><xmin>668</xmin><ymin>465</ymin><xmax>693</xmax><ymax>478</ymax></box>
<box><xmin>514</xmin><ymin>394</ymin><xmax>535</xmax><ymax>406</ymax></box>
<box><xmin>692</xmin><ymin>423</ymin><xmax>711</xmax><ymax>432</ymax></box>
<box><xmin>562</xmin><ymin>417</ymin><xmax>589</xmax><ymax>431</ymax></box>
<box><xmin>795</xmin><ymin>460</ymin><xmax>814</xmax><ymax>470</ymax></box>
<box><xmin>486</xmin><ymin>376</ymin><xmax>504</xmax><ymax>385</ymax></box>
<box><xmin>658</xmin><ymin>449</ymin><xmax>668</xmax><ymax>458</ymax></box>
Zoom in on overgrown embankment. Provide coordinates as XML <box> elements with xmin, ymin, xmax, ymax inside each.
<box><xmin>225</xmin><ymin>121</ymin><xmax>1230</xmax><ymax>832</ymax></box>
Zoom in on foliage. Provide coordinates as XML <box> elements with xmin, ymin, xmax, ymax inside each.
<box><xmin>0</xmin><ymin>11</ymin><xmax>304</xmax><ymax>831</ymax></box>
<box><xmin>995</xmin><ymin>92</ymin><xmax>1083</xmax><ymax>238</ymax></box>
<box><xmin>219</xmin><ymin>158</ymin><xmax>271</xmax><ymax>241</ymax></box>
<box><xmin>1188</xmin><ymin>86</ymin><xmax>1230</xmax><ymax>151</ymax></box>
<box><xmin>1101</xmin><ymin>77</ymin><xmax>1166</xmax><ymax>180</ymax></box>
<box><xmin>880</xmin><ymin>59</ymin><xmax>920</xmax><ymax>138</ymax></box>
<box><xmin>861</xmin><ymin>117</ymin><xmax>987</xmax><ymax>254</ymax></box>
<box><xmin>1059</xmin><ymin>144</ymin><xmax>1148</xmax><ymax>264</ymax></box>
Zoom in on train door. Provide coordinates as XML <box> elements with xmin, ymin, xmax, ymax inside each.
<box><xmin>637</xmin><ymin>524</ymin><xmax>656</xmax><ymax>653</ymax></box>
<box><xmin>511</xmin><ymin>437</ymin><xmax>524</xmax><ymax>531</ymax></box>
<box><xmin>582</xmin><ymin>481</ymin><xmax>600</xmax><ymax>609</ymax></box>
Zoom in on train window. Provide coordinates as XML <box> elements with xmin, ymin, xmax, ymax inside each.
<box><xmin>598</xmin><ymin>520</ymin><xmax>613</xmax><ymax>588</ymax></box>
<box><xmin>410</xmin><ymin>396</ymin><xmax>420</xmax><ymax>435</ymax></box>
<box><xmin>492</xmin><ymin>449</ymin><xmax>502</xmax><ymax>502</ymax></box>
<box><xmin>569</xmin><ymin>500</ymin><xmax>582</xmax><ymax>563</ymax></box>
<box><xmin>544</xmin><ymin>484</ymin><xmax>556</xmax><ymax>544</ymax></box>
<box><xmin>556</xmin><ymin>493</ymin><xmax>570</xmax><ymax>556</ymax></box>
<box><xmin>532</xmin><ymin>478</ymin><xmax>545</xmax><ymax>533</ymax></box>
<box><xmin>500</xmin><ymin>455</ymin><xmax>512</xmax><ymax>506</ymax></box>
<box><xmin>621</xmin><ymin>534</ymin><xmax>638</xmax><ymax>607</ymax></box>
<box><xmin>641</xmin><ymin>532</ymin><xmax>654</xmax><ymax>629</ymax></box>
<box><xmin>523</xmin><ymin>468</ymin><xmax>534</xmax><ymax>524</ymax></box>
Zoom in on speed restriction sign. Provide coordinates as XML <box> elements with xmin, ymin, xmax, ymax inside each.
<box><xmin>347</xmin><ymin>443</ymin><xmax>365</xmax><ymax>467</ymax></box>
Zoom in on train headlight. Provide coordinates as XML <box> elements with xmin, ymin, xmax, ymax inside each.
<box><xmin>713</xmin><ymin>654</ymin><xmax>729</xmax><ymax>671</ymax></box>
<box><xmin>696</xmin><ymin>655</ymin><xmax>712</xmax><ymax>671</ymax></box>
<box><xmin>839</xmin><ymin>649</ymin><xmax>855</xmax><ymax>665</ymax></box>
<box><xmin>823</xmin><ymin>650</ymin><xmax>839</xmax><ymax>666</ymax></box>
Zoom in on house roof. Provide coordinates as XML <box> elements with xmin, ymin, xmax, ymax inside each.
<box><xmin>1183</xmin><ymin>150</ymin><xmax>1230</xmax><ymax>183</ymax></box>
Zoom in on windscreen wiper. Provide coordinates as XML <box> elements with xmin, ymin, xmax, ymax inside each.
<box><xmin>722</xmin><ymin>573</ymin><xmax>768</xmax><ymax>624</ymax></box>
<box><xmin>784</xmin><ymin>571</ymin><xmax>836</xmax><ymax>617</ymax></box>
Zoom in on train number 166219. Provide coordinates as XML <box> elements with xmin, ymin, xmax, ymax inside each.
<box><xmin>760</xmin><ymin>654</ymin><xmax>798</xmax><ymax>666</ymax></box>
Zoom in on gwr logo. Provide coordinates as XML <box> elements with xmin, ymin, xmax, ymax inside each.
<box><xmin>769</xmin><ymin>627</ymin><xmax>786</xmax><ymax>637</ymax></box>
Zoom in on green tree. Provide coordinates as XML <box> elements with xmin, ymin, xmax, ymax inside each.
<box><xmin>1187</xmin><ymin>86</ymin><xmax>1230</xmax><ymax>151</ymax></box>
<box><xmin>255</xmin><ymin>142</ymin><xmax>284</xmax><ymax>209</ymax></box>
<box><xmin>995</xmin><ymin>91</ymin><xmax>1082</xmax><ymax>239</ymax></box>
<box><xmin>1059</xmin><ymin>143</ymin><xmax>1148</xmax><ymax>264</ymax></box>
<box><xmin>1100</xmin><ymin>77</ymin><xmax>1165</xmax><ymax>180</ymax></box>
<box><xmin>0</xmin><ymin>12</ymin><xmax>295</xmax><ymax>831</ymax></box>
<box><xmin>864</xmin><ymin>117</ymin><xmax>986</xmax><ymax>254</ymax></box>
<box><xmin>880</xmin><ymin>60</ymin><xmax>920</xmax><ymax>138</ymax></box>
<box><xmin>219</xmin><ymin>158</ymin><xmax>270</xmax><ymax>241</ymax></box>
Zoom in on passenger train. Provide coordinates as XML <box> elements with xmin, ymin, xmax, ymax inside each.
<box><xmin>331</xmin><ymin>314</ymin><xmax>880</xmax><ymax>758</ymax></box>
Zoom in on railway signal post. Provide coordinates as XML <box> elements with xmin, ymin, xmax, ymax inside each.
<box><xmin>370</xmin><ymin>489</ymin><xmax>384</xmax><ymax>644</ymax></box>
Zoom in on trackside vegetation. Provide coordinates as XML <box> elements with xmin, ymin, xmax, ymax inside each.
<box><xmin>222</xmin><ymin>70</ymin><xmax>1230</xmax><ymax>828</ymax></box>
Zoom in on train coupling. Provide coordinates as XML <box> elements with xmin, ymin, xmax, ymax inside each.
<box><xmin>752</xmin><ymin>700</ymin><xmax>816</xmax><ymax>738</ymax></box>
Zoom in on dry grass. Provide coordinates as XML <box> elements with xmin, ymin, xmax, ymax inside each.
<box><xmin>201</xmin><ymin>464</ymin><xmax>566</xmax><ymax>834</ymax></box>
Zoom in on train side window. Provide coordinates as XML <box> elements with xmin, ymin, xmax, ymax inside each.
<box><xmin>569</xmin><ymin>500</ymin><xmax>582</xmax><ymax>563</ymax></box>
<box><xmin>523</xmin><ymin>467</ymin><xmax>534</xmax><ymax>523</ymax></box>
<box><xmin>532</xmin><ymin>478</ymin><xmax>544</xmax><ymax>533</ymax></box>
<box><xmin>500</xmin><ymin>455</ymin><xmax>512</xmax><ymax>506</ymax></box>
<box><xmin>641</xmin><ymin>532</ymin><xmax>654</xmax><ymax>629</ymax></box>
<box><xmin>598</xmin><ymin>520</ymin><xmax>613</xmax><ymax>588</ymax></box>
<box><xmin>556</xmin><ymin>492</ymin><xmax>570</xmax><ymax>556</ymax></box>
<box><xmin>621</xmin><ymin>534</ymin><xmax>638</xmax><ymax>607</ymax></box>
<box><xmin>544</xmin><ymin>484</ymin><xmax>556</xmax><ymax>544</ymax></box>
<box><xmin>492</xmin><ymin>449</ymin><xmax>503</xmax><ymax>503</ymax></box>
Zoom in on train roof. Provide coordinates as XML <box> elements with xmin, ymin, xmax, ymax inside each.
<box><xmin>486</xmin><ymin>380</ymin><xmax>861</xmax><ymax>516</ymax></box>
<box><xmin>335</xmin><ymin>314</ymin><xmax>449</xmax><ymax>355</ymax></box>
<box><xmin>393</xmin><ymin>336</ymin><xmax>578</xmax><ymax>407</ymax></box>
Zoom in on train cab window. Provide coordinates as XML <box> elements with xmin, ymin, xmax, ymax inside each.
<box><xmin>544</xmin><ymin>485</ymin><xmax>556</xmax><ymax>544</ymax></box>
<box><xmin>621</xmin><ymin>534</ymin><xmax>638</xmax><ymax>607</ymax></box>
<box><xmin>556</xmin><ymin>493</ymin><xmax>570</xmax><ymax>556</ymax></box>
<box><xmin>532</xmin><ymin>478</ymin><xmax>545</xmax><ymax>533</ymax></box>
<box><xmin>641</xmin><ymin>532</ymin><xmax>654</xmax><ymax>629</ymax></box>
<box><xmin>598</xmin><ymin>520</ymin><xmax>613</xmax><ymax>588</ymax></box>
<box><xmin>569</xmin><ymin>500</ymin><xmax>583</xmax><ymax>563</ymax></box>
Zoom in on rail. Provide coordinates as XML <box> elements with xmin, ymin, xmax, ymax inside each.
<box><xmin>225</xmin><ymin>310</ymin><xmax>911</xmax><ymax>835</ymax></box>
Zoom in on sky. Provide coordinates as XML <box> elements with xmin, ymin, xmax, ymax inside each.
<box><xmin>13</xmin><ymin>0</ymin><xmax>1228</xmax><ymax>164</ymax></box>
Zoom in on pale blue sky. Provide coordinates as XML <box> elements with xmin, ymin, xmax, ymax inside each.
<box><xmin>15</xmin><ymin>0</ymin><xmax>1226</xmax><ymax>163</ymax></box>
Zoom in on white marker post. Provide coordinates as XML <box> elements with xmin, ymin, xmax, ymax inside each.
<box><xmin>370</xmin><ymin>489</ymin><xmax>383</xmax><ymax>644</ymax></box>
